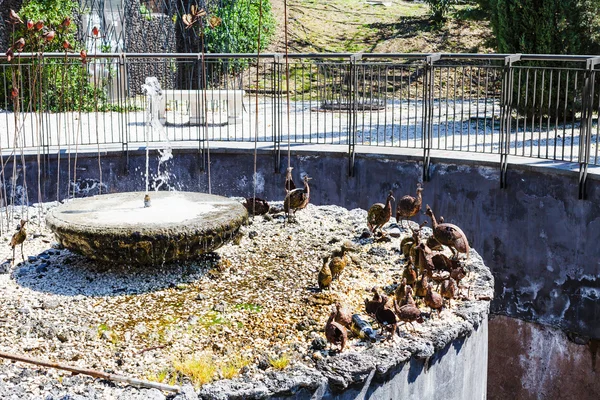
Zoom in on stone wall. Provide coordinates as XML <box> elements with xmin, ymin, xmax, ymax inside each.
<box><xmin>124</xmin><ymin>0</ymin><xmax>177</xmax><ymax>96</ymax></box>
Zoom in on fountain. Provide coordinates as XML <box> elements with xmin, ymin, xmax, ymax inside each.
<box><xmin>46</xmin><ymin>78</ymin><xmax>248</xmax><ymax>265</ymax></box>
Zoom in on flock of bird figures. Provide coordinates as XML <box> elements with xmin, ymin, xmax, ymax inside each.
<box><xmin>242</xmin><ymin>168</ymin><xmax>471</xmax><ymax>353</ymax></box>
<box><xmin>7</xmin><ymin>167</ymin><xmax>471</xmax><ymax>354</ymax></box>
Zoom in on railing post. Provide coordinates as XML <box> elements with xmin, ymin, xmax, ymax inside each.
<box><xmin>348</xmin><ymin>53</ymin><xmax>362</xmax><ymax>177</ymax></box>
<box><xmin>198</xmin><ymin>53</ymin><xmax>207</xmax><ymax>172</ymax></box>
<box><xmin>578</xmin><ymin>57</ymin><xmax>600</xmax><ymax>199</ymax></box>
<box><xmin>118</xmin><ymin>53</ymin><xmax>129</xmax><ymax>174</ymax></box>
<box><xmin>499</xmin><ymin>54</ymin><xmax>521</xmax><ymax>189</ymax></box>
<box><xmin>422</xmin><ymin>53</ymin><xmax>440</xmax><ymax>182</ymax></box>
<box><xmin>273</xmin><ymin>54</ymin><xmax>284</xmax><ymax>174</ymax></box>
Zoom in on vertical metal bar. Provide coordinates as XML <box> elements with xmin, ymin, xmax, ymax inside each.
<box><xmin>423</xmin><ymin>54</ymin><xmax>440</xmax><ymax>181</ymax></box>
<box><xmin>349</xmin><ymin>54</ymin><xmax>360</xmax><ymax>176</ymax></box>
<box><xmin>500</xmin><ymin>54</ymin><xmax>520</xmax><ymax>188</ymax></box>
<box><xmin>578</xmin><ymin>58</ymin><xmax>600</xmax><ymax>199</ymax></box>
<box><xmin>273</xmin><ymin>55</ymin><xmax>282</xmax><ymax>173</ymax></box>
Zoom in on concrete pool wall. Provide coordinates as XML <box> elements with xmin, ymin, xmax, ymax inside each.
<box><xmin>2</xmin><ymin>144</ymin><xmax>599</xmax><ymax>398</ymax></box>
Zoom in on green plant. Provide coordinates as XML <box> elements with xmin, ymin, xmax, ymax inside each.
<box><xmin>485</xmin><ymin>0</ymin><xmax>600</xmax><ymax>118</ymax></box>
<box><xmin>204</xmin><ymin>0</ymin><xmax>275</xmax><ymax>71</ymax></box>
<box><xmin>140</xmin><ymin>4</ymin><xmax>152</xmax><ymax>21</ymax></box>
<box><xmin>268</xmin><ymin>354</ymin><xmax>290</xmax><ymax>370</ymax></box>
<box><xmin>1</xmin><ymin>0</ymin><xmax>107</xmax><ymax>113</ymax></box>
<box><xmin>424</xmin><ymin>0</ymin><xmax>454</xmax><ymax>22</ymax></box>
<box><xmin>234</xmin><ymin>303</ymin><xmax>263</xmax><ymax>312</ymax></box>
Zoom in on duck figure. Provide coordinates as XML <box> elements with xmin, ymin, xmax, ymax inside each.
<box><xmin>10</xmin><ymin>219</ymin><xmax>27</xmax><ymax>263</ymax></box>
<box><xmin>425</xmin><ymin>205</ymin><xmax>470</xmax><ymax>259</ymax></box>
<box><xmin>284</xmin><ymin>175</ymin><xmax>311</xmax><ymax>222</ymax></box>
<box><xmin>325</xmin><ymin>305</ymin><xmax>347</xmax><ymax>352</ymax></box>
<box><xmin>396</xmin><ymin>183</ymin><xmax>424</xmax><ymax>229</ymax></box>
<box><xmin>367</xmin><ymin>191</ymin><xmax>395</xmax><ymax>235</ymax></box>
<box><xmin>243</xmin><ymin>197</ymin><xmax>270</xmax><ymax>216</ymax></box>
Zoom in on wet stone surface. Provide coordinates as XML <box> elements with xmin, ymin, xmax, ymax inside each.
<box><xmin>45</xmin><ymin>192</ymin><xmax>248</xmax><ymax>265</ymax></box>
<box><xmin>0</xmin><ymin>201</ymin><xmax>493</xmax><ymax>399</ymax></box>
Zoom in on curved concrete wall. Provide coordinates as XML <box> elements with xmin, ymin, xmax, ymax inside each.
<box><xmin>5</xmin><ymin>146</ymin><xmax>598</xmax><ymax>338</ymax></box>
<box><xmin>4</xmin><ymin>145</ymin><xmax>599</xmax><ymax>397</ymax></box>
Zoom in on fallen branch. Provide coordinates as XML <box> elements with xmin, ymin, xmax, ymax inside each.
<box><xmin>135</xmin><ymin>344</ymin><xmax>169</xmax><ymax>355</ymax></box>
<box><xmin>0</xmin><ymin>351</ymin><xmax>180</xmax><ymax>393</ymax></box>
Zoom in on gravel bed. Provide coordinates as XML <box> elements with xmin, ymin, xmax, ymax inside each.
<box><xmin>0</xmin><ymin>201</ymin><xmax>493</xmax><ymax>399</ymax></box>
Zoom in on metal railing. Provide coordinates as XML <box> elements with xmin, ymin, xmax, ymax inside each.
<box><xmin>1</xmin><ymin>52</ymin><xmax>600</xmax><ymax>197</ymax></box>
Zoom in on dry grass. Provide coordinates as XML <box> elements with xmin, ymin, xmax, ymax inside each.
<box><xmin>173</xmin><ymin>354</ymin><xmax>217</xmax><ymax>387</ymax></box>
<box><xmin>267</xmin><ymin>0</ymin><xmax>493</xmax><ymax>54</ymax></box>
<box><xmin>220</xmin><ymin>355</ymin><xmax>251</xmax><ymax>379</ymax></box>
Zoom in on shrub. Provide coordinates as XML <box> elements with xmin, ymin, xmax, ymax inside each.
<box><xmin>2</xmin><ymin>0</ymin><xmax>106</xmax><ymax>112</ymax></box>
<box><xmin>483</xmin><ymin>0</ymin><xmax>600</xmax><ymax>118</ymax></box>
<box><xmin>204</xmin><ymin>0</ymin><xmax>275</xmax><ymax>70</ymax></box>
<box><xmin>424</xmin><ymin>0</ymin><xmax>455</xmax><ymax>22</ymax></box>
<box><xmin>487</xmin><ymin>0</ymin><xmax>600</xmax><ymax>55</ymax></box>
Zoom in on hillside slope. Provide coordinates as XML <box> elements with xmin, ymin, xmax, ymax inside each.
<box><xmin>266</xmin><ymin>0</ymin><xmax>493</xmax><ymax>54</ymax></box>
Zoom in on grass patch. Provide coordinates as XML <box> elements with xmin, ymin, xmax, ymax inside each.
<box><xmin>269</xmin><ymin>354</ymin><xmax>290</xmax><ymax>370</ymax></box>
<box><xmin>234</xmin><ymin>303</ymin><xmax>263</xmax><ymax>313</ymax></box>
<box><xmin>198</xmin><ymin>311</ymin><xmax>229</xmax><ymax>328</ymax></box>
<box><xmin>173</xmin><ymin>354</ymin><xmax>217</xmax><ymax>387</ymax></box>
<box><xmin>220</xmin><ymin>355</ymin><xmax>251</xmax><ymax>379</ymax></box>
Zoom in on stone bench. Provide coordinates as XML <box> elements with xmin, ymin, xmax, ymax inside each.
<box><xmin>158</xmin><ymin>89</ymin><xmax>245</xmax><ymax>125</ymax></box>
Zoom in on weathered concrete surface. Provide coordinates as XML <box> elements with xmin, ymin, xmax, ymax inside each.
<box><xmin>488</xmin><ymin>315</ymin><xmax>600</xmax><ymax>400</ymax></box>
<box><xmin>3</xmin><ymin>146</ymin><xmax>599</xmax><ymax>338</ymax></box>
<box><xmin>46</xmin><ymin>191</ymin><xmax>248</xmax><ymax>265</ymax></box>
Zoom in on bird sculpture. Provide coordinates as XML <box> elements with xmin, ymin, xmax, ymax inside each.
<box><xmin>284</xmin><ymin>175</ymin><xmax>311</xmax><ymax>222</ymax></box>
<box><xmin>284</xmin><ymin>166</ymin><xmax>296</xmax><ymax>193</ymax></box>
<box><xmin>334</xmin><ymin>302</ymin><xmax>353</xmax><ymax>329</ymax></box>
<box><xmin>367</xmin><ymin>191</ymin><xmax>395</xmax><ymax>235</ymax></box>
<box><xmin>400</xmin><ymin>285</ymin><xmax>417</xmax><ymax>307</ymax></box>
<box><xmin>365</xmin><ymin>287</ymin><xmax>388</xmax><ymax>316</ymax></box>
<box><xmin>393</xmin><ymin>298</ymin><xmax>423</xmax><ymax>332</ymax></box>
<box><xmin>440</xmin><ymin>278</ymin><xmax>458</xmax><ymax>307</ymax></box>
<box><xmin>416</xmin><ymin>242</ymin><xmax>435</xmax><ymax>275</ymax></box>
<box><xmin>425</xmin><ymin>205</ymin><xmax>470</xmax><ymax>259</ymax></box>
<box><xmin>327</xmin><ymin>240</ymin><xmax>357</xmax><ymax>281</ymax></box>
<box><xmin>415</xmin><ymin>272</ymin><xmax>429</xmax><ymax>298</ymax></box>
<box><xmin>400</xmin><ymin>221</ymin><xmax>427</xmax><ymax>259</ymax></box>
<box><xmin>403</xmin><ymin>256</ymin><xmax>418</xmax><ymax>286</ymax></box>
<box><xmin>325</xmin><ymin>305</ymin><xmax>347</xmax><ymax>352</ymax></box>
<box><xmin>394</xmin><ymin>278</ymin><xmax>407</xmax><ymax>305</ymax></box>
<box><xmin>10</xmin><ymin>219</ymin><xmax>27</xmax><ymax>263</ymax></box>
<box><xmin>396</xmin><ymin>183</ymin><xmax>424</xmax><ymax>229</ymax></box>
<box><xmin>243</xmin><ymin>197</ymin><xmax>270</xmax><ymax>216</ymax></box>
<box><xmin>375</xmin><ymin>300</ymin><xmax>398</xmax><ymax>338</ymax></box>
<box><xmin>424</xmin><ymin>284</ymin><xmax>444</xmax><ymax>317</ymax></box>
<box><xmin>318</xmin><ymin>257</ymin><xmax>333</xmax><ymax>290</ymax></box>
<box><xmin>9</xmin><ymin>10</ymin><xmax>23</xmax><ymax>25</ymax></box>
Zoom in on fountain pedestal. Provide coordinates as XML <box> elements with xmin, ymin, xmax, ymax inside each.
<box><xmin>46</xmin><ymin>192</ymin><xmax>248</xmax><ymax>265</ymax></box>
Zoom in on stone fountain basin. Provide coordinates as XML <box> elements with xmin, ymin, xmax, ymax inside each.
<box><xmin>45</xmin><ymin>191</ymin><xmax>248</xmax><ymax>265</ymax></box>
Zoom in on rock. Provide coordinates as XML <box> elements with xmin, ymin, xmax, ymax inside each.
<box><xmin>388</xmin><ymin>227</ymin><xmax>402</xmax><ymax>238</ymax></box>
<box><xmin>311</xmin><ymin>337</ymin><xmax>327</xmax><ymax>350</ymax></box>
<box><xmin>257</xmin><ymin>357</ymin><xmax>270</xmax><ymax>370</ymax></box>
<box><xmin>172</xmin><ymin>384</ymin><xmax>198</xmax><ymax>400</ymax></box>
<box><xmin>35</xmin><ymin>264</ymin><xmax>48</xmax><ymax>273</ymax></box>
<box><xmin>28</xmin><ymin>256</ymin><xmax>38</xmax><ymax>262</ymax></box>
<box><xmin>359</xmin><ymin>229</ymin><xmax>372</xmax><ymax>239</ymax></box>
<box><xmin>248</xmin><ymin>231</ymin><xmax>258</xmax><ymax>239</ymax></box>
<box><xmin>367</xmin><ymin>247</ymin><xmax>388</xmax><ymax>257</ymax></box>
<box><xmin>0</xmin><ymin>261</ymin><xmax>11</xmax><ymax>274</ymax></box>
